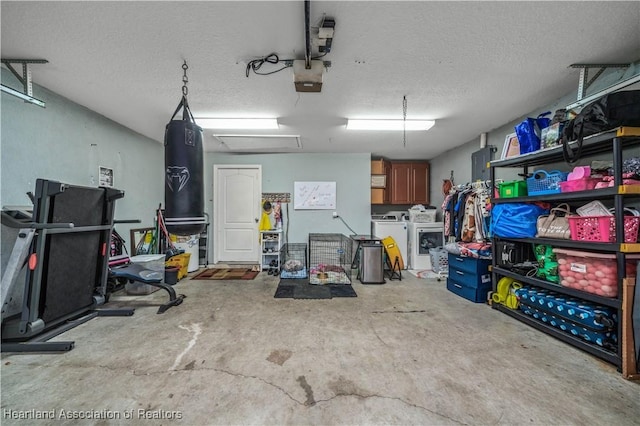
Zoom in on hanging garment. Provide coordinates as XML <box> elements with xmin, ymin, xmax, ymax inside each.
<box><xmin>454</xmin><ymin>190</ymin><xmax>472</xmax><ymax>241</ymax></box>
<box><xmin>473</xmin><ymin>193</ymin><xmax>485</xmax><ymax>242</ymax></box>
<box><xmin>461</xmin><ymin>194</ymin><xmax>476</xmax><ymax>243</ymax></box>
<box><xmin>473</xmin><ymin>186</ymin><xmax>492</xmax><ymax>242</ymax></box>
<box><xmin>258</xmin><ymin>202</ymin><xmax>272</xmax><ymax>240</ymax></box>
<box><xmin>273</xmin><ymin>201</ymin><xmax>282</xmax><ymax>229</ymax></box>
<box><xmin>441</xmin><ymin>194</ymin><xmax>454</xmax><ymax>238</ymax></box>
<box><xmin>476</xmin><ymin>187</ymin><xmax>491</xmax><ymax>218</ymax></box>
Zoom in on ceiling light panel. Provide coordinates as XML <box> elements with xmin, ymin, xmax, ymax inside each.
<box><xmin>197</xmin><ymin>118</ymin><xmax>279</xmax><ymax>129</ymax></box>
<box><xmin>346</xmin><ymin>119</ymin><xmax>435</xmax><ymax>131</ymax></box>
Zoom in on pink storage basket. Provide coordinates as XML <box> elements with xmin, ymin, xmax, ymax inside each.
<box><xmin>559</xmin><ymin>177</ymin><xmax>601</xmax><ymax>193</ymax></box>
<box><xmin>568</xmin><ymin>215</ymin><xmax>640</xmax><ymax>243</ymax></box>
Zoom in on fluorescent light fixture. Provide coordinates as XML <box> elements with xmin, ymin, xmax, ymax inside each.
<box><xmin>346</xmin><ymin>119</ymin><xmax>435</xmax><ymax>131</ymax></box>
<box><xmin>196</xmin><ymin>118</ymin><xmax>279</xmax><ymax>129</ymax></box>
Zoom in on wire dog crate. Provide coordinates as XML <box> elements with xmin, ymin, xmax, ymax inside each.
<box><xmin>308</xmin><ymin>233</ymin><xmax>352</xmax><ymax>285</ymax></box>
<box><xmin>280</xmin><ymin>243</ymin><xmax>308</xmax><ymax>279</ymax></box>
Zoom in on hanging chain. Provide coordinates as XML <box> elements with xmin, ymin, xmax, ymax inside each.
<box><xmin>402</xmin><ymin>95</ymin><xmax>408</xmax><ymax>148</ymax></box>
<box><xmin>181</xmin><ymin>61</ymin><xmax>189</xmax><ymax>97</ymax></box>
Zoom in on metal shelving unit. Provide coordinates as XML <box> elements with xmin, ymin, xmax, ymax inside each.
<box><xmin>493</xmin><ymin>304</ymin><xmax>620</xmax><ymax>366</ymax></box>
<box><xmin>492</xmin><ymin>264</ymin><xmax>622</xmax><ymax>309</ymax></box>
<box><xmin>489</xmin><ymin>127</ymin><xmax>640</xmax><ymax>373</ymax></box>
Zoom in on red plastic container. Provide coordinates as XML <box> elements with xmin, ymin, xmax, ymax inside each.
<box><xmin>568</xmin><ymin>215</ymin><xmax>640</xmax><ymax>243</ymax></box>
<box><xmin>559</xmin><ymin>177</ymin><xmax>601</xmax><ymax>192</ymax></box>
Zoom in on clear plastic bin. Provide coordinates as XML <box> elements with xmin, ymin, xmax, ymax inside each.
<box><xmin>125</xmin><ymin>254</ymin><xmax>165</xmax><ymax>295</ymax></box>
<box><xmin>553</xmin><ymin>248</ymin><xmax>640</xmax><ymax>298</ymax></box>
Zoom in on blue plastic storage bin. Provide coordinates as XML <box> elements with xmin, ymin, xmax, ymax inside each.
<box><xmin>526</xmin><ymin>170</ymin><xmax>569</xmax><ymax>196</ymax></box>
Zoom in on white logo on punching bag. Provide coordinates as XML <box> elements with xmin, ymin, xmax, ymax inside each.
<box><xmin>166</xmin><ymin>166</ymin><xmax>190</xmax><ymax>192</ymax></box>
<box><xmin>185</xmin><ymin>128</ymin><xmax>195</xmax><ymax>146</ymax></box>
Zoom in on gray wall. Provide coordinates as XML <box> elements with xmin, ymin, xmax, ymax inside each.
<box><xmin>1</xmin><ymin>68</ymin><xmax>164</xmax><ymax>266</ymax></box>
<box><xmin>204</xmin><ymin>152</ymin><xmax>371</xmax><ymax>259</ymax></box>
<box><xmin>429</xmin><ymin>62</ymin><xmax>640</xmax><ymax>214</ymax></box>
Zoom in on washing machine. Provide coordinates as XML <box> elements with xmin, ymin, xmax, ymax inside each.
<box><xmin>408</xmin><ymin>222</ymin><xmax>444</xmax><ymax>270</ymax></box>
<box><xmin>371</xmin><ymin>214</ymin><xmax>408</xmax><ymax>270</ymax></box>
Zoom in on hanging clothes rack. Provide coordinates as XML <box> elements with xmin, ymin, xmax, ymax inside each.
<box><xmin>442</xmin><ymin>180</ymin><xmax>495</xmax><ymax>243</ymax></box>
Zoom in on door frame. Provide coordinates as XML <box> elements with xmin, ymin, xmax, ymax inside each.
<box><xmin>212</xmin><ymin>164</ymin><xmax>262</xmax><ymax>264</ymax></box>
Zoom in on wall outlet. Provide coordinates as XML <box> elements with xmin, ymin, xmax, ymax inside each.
<box><xmin>333</xmin><ymin>211</ymin><xmax>338</xmax><ymax>217</ymax></box>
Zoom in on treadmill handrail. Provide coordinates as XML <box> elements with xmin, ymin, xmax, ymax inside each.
<box><xmin>1</xmin><ymin>211</ymin><xmax>73</xmax><ymax>230</ymax></box>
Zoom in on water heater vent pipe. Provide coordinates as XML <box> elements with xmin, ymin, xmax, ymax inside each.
<box><xmin>480</xmin><ymin>132</ymin><xmax>487</xmax><ymax>148</ymax></box>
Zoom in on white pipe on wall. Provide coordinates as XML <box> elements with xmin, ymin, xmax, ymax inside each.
<box><xmin>480</xmin><ymin>132</ymin><xmax>487</xmax><ymax>148</ymax></box>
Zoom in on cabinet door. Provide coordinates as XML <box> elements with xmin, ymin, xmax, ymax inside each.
<box><xmin>383</xmin><ymin>160</ymin><xmax>392</xmax><ymax>204</ymax></box>
<box><xmin>371</xmin><ymin>188</ymin><xmax>385</xmax><ymax>204</ymax></box>
<box><xmin>391</xmin><ymin>162</ymin><xmax>412</xmax><ymax>204</ymax></box>
<box><xmin>411</xmin><ymin>162</ymin><xmax>429</xmax><ymax>205</ymax></box>
<box><xmin>371</xmin><ymin>159</ymin><xmax>389</xmax><ymax>205</ymax></box>
<box><xmin>371</xmin><ymin>159</ymin><xmax>385</xmax><ymax>174</ymax></box>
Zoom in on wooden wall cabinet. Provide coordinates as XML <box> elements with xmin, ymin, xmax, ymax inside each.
<box><xmin>371</xmin><ymin>159</ymin><xmax>391</xmax><ymax>204</ymax></box>
<box><xmin>390</xmin><ymin>161</ymin><xmax>429</xmax><ymax>205</ymax></box>
<box><xmin>371</xmin><ymin>159</ymin><xmax>430</xmax><ymax>205</ymax></box>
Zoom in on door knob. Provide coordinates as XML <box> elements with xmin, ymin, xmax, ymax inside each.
<box><xmin>255</xmin><ymin>218</ymin><xmax>259</xmax><ymax>223</ymax></box>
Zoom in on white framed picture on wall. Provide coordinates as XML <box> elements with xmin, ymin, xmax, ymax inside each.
<box><xmin>99</xmin><ymin>166</ymin><xmax>114</xmax><ymax>187</ymax></box>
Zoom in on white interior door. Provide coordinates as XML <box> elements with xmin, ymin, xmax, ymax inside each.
<box><xmin>213</xmin><ymin>165</ymin><xmax>261</xmax><ymax>263</ymax></box>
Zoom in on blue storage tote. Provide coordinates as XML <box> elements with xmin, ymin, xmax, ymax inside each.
<box><xmin>526</xmin><ymin>170</ymin><xmax>568</xmax><ymax>196</ymax></box>
<box><xmin>514</xmin><ymin>286</ymin><xmax>617</xmax><ymax>350</ymax></box>
<box><xmin>446</xmin><ymin>254</ymin><xmax>492</xmax><ymax>303</ymax></box>
<box><xmin>447</xmin><ymin>280</ymin><xmax>492</xmax><ymax>303</ymax></box>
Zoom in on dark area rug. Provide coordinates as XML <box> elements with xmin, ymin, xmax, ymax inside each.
<box><xmin>273</xmin><ymin>285</ymin><xmax>295</xmax><ymax>298</ymax></box>
<box><xmin>294</xmin><ymin>284</ymin><xmax>332</xmax><ymax>299</ymax></box>
<box><xmin>329</xmin><ymin>285</ymin><xmax>358</xmax><ymax>298</ymax></box>
<box><xmin>192</xmin><ymin>268</ymin><xmax>258</xmax><ymax>280</ymax></box>
<box><xmin>274</xmin><ymin>279</ymin><xmax>357</xmax><ymax>299</ymax></box>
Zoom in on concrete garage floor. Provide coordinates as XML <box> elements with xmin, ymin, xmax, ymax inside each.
<box><xmin>1</xmin><ymin>271</ymin><xmax>639</xmax><ymax>425</ymax></box>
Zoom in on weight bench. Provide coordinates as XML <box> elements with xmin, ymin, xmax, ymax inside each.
<box><xmin>109</xmin><ymin>263</ymin><xmax>185</xmax><ymax>314</ymax></box>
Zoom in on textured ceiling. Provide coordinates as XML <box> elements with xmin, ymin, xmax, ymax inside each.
<box><xmin>2</xmin><ymin>1</ymin><xmax>639</xmax><ymax>159</ymax></box>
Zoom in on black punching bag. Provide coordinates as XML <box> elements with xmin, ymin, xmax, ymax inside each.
<box><xmin>164</xmin><ymin>94</ymin><xmax>206</xmax><ymax>236</ymax></box>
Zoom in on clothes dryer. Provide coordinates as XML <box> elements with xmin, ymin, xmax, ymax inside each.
<box><xmin>408</xmin><ymin>222</ymin><xmax>444</xmax><ymax>270</ymax></box>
